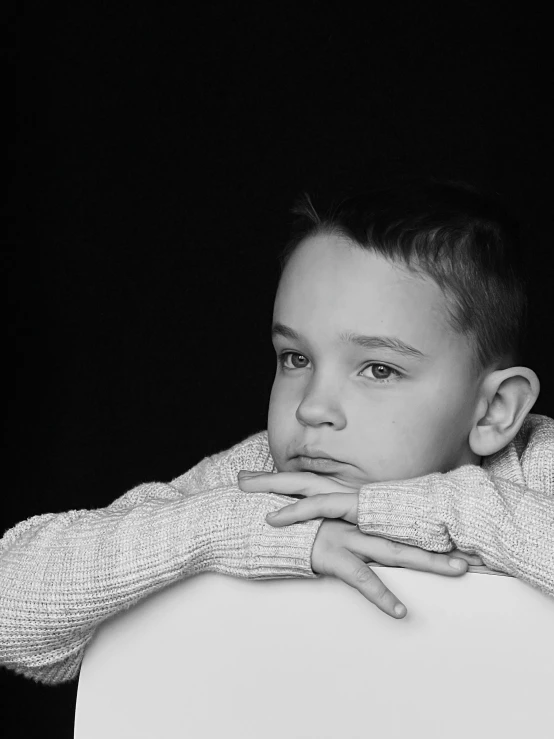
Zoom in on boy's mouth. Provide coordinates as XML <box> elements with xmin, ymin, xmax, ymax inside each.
<box><xmin>294</xmin><ymin>456</ymin><xmax>347</xmax><ymax>474</ymax></box>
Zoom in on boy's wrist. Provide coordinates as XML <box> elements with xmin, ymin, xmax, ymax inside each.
<box><xmin>198</xmin><ymin>487</ymin><xmax>324</xmax><ymax>578</ymax></box>
<box><xmin>357</xmin><ymin>475</ymin><xmax>451</xmax><ymax>551</ymax></box>
<box><xmin>247</xmin><ymin>515</ymin><xmax>324</xmax><ymax>578</ymax></box>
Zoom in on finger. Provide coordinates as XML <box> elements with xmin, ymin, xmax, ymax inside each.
<box><xmin>237</xmin><ymin>471</ymin><xmax>315</xmax><ymax>496</ymax></box>
<box><xmin>449</xmin><ymin>549</ymin><xmax>484</xmax><ymax>566</ymax></box>
<box><xmin>331</xmin><ymin>548</ymin><xmax>407</xmax><ymax>619</ymax></box>
<box><xmin>351</xmin><ymin>535</ymin><xmax>469</xmax><ymax>577</ymax></box>
<box><xmin>266</xmin><ymin>493</ymin><xmax>358</xmax><ymax>526</ymax></box>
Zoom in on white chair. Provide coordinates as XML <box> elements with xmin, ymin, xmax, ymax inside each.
<box><xmin>74</xmin><ymin>568</ymin><xmax>554</xmax><ymax>738</ymax></box>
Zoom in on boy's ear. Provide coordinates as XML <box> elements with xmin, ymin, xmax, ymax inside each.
<box><xmin>469</xmin><ymin>367</ymin><xmax>540</xmax><ymax>457</ymax></box>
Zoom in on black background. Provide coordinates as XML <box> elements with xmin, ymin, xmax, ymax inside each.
<box><xmin>7</xmin><ymin>3</ymin><xmax>554</xmax><ymax>736</ymax></box>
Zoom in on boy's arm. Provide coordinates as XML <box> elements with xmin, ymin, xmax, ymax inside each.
<box><xmin>357</xmin><ymin>445</ymin><xmax>554</xmax><ymax>597</ymax></box>
<box><xmin>0</xmin><ymin>476</ymin><xmax>321</xmax><ymax>685</ymax></box>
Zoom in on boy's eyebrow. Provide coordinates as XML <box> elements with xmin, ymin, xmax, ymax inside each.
<box><xmin>271</xmin><ymin>322</ymin><xmax>427</xmax><ymax>359</ymax></box>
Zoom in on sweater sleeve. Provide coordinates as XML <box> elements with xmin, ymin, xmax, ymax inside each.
<box><xmin>0</xmin><ymin>436</ymin><xmax>322</xmax><ymax>685</ymax></box>
<box><xmin>357</xmin><ymin>417</ymin><xmax>554</xmax><ymax>598</ymax></box>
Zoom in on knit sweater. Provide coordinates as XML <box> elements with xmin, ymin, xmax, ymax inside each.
<box><xmin>1</xmin><ymin>413</ymin><xmax>553</xmax><ymax>685</ymax></box>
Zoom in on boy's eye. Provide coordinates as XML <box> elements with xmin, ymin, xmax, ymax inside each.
<box><xmin>278</xmin><ymin>352</ymin><xmax>309</xmax><ymax>370</ymax></box>
<box><xmin>277</xmin><ymin>352</ymin><xmax>401</xmax><ymax>384</ymax></box>
<box><xmin>365</xmin><ymin>363</ymin><xmax>397</xmax><ymax>381</ymax></box>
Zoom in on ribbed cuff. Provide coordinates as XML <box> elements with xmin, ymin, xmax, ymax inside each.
<box><xmin>247</xmin><ymin>515</ymin><xmax>324</xmax><ymax>578</ymax></box>
<box><xmin>357</xmin><ymin>474</ymin><xmax>452</xmax><ymax>551</ymax></box>
<box><xmin>200</xmin><ymin>489</ymin><xmax>324</xmax><ymax>579</ymax></box>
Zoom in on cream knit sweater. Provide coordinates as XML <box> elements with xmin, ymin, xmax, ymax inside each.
<box><xmin>1</xmin><ymin>413</ymin><xmax>553</xmax><ymax>685</ymax></box>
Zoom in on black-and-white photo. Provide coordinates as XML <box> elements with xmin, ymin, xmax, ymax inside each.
<box><xmin>5</xmin><ymin>4</ymin><xmax>554</xmax><ymax>737</ymax></box>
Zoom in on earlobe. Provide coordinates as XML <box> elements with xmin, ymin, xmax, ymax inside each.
<box><xmin>469</xmin><ymin>367</ymin><xmax>541</xmax><ymax>457</ymax></box>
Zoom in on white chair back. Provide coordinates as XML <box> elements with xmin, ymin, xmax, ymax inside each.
<box><xmin>74</xmin><ymin>569</ymin><xmax>554</xmax><ymax>738</ymax></box>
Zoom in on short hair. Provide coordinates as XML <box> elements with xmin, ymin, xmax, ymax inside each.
<box><xmin>277</xmin><ymin>177</ymin><xmax>529</xmax><ymax>375</ymax></box>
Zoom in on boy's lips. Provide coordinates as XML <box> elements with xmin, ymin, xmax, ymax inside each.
<box><xmin>295</xmin><ymin>446</ymin><xmax>343</xmax><ymax>462</ymax></box>
<box><xmin>294</xmin><ymin>456</ymin><xmax>347</xmax><ymax>473</ymax></box>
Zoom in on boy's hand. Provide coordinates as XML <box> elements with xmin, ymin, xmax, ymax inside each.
<box><xmin>238</xmin><ymin>470</ymin><xmax>483</xmax><ymax>619</ymax></box>
<box><xmin>309</xmin><ymin>518</ymin><xmax>474</xmax><ymax>618</ymax></box>
<box><xmin>238</xmin><ymin>469</ymin><xmax>359</xmax><ymax>523</ymax></box>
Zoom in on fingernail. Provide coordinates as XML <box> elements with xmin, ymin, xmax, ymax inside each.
<box><xmin>394</xmin><ymin>604</ymin><xmax>406</xmax><ymax>617</ymax></box>
<box><xmin>449</xmin><ymin>558</ymin><xmax>466</xmax><ymax>570</ymax></box>
<box><xmin>266</xmin><ymin>511</ymin><xmax>278</xmax><ymax>518</ymax></box>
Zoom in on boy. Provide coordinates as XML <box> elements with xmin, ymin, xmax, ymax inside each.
<box><xmin>1</xmin><ymin>177</ymin><xmax>552</xmax><ymax>685</ymax></box>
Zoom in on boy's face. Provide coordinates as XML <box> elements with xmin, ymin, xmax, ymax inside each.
<box><xmin>267</xmin><ymin>232</ymin><xmax>483</xmax><ymax>488</ymax></box>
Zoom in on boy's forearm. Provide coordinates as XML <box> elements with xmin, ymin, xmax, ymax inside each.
<box><xmin>0</xmin><ymin>485</ymin><xmax>321</xmax><ymax>684</ymax></box>
<box><xmin>357</xmin><ymin>465</ymin><xmax>554</xmax><ymax>597</ymax></box>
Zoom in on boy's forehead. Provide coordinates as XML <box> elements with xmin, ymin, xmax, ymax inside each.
<box><xmin>275</xmin><ymin>234</ymin><xmax>450</xmax><ymax>346</ymax></box>
<box><xmin>280</xmin><ymin>232</ymin><xmax>426</xmax><ymax>292</ymax></box>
